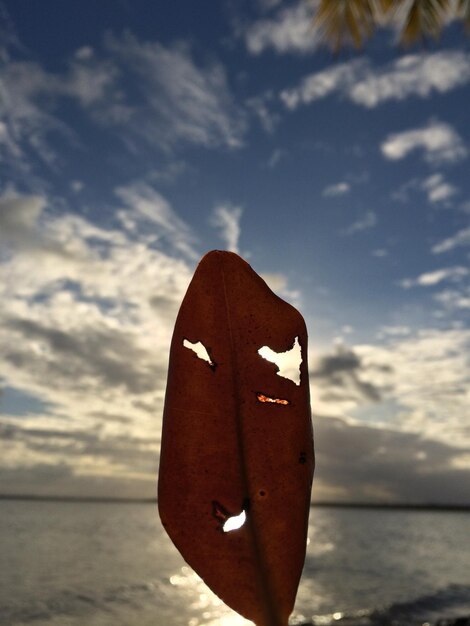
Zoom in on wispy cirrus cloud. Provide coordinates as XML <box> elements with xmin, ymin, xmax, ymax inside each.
<box><xmin>210</xmin><ymin>203</ymin><xmax>243</xmax><ymax>253</ymax></box>
<box><xmin>115</xmin><ymin>181</ymin><xmax>198</xmax><ymax>260</ymax></box>
<box><xmin>245</xmin><ymin>91</ymin><xmax>280</xmax><ymax>133</ymax></box>
<box><xmin>392</xmin><ymin>173</ymin><xmax>459</xmax><ymax>206</ymax></box>
<box><xmin>432</xmin><ymin>226</ymin><xmax>470</xmax><ymax>253</ymax></box>
<box><xmin>244</xmin><ymin>2</ymin><xmax>317</xmax><ymax>55</ymax></box>
<box><xmin>280</xmin><ymin>51</ymin><xmax>470</xmax><ymax>109</ymax></box>
<box><xmin>420</xmin><ymin>173</ymin><xmax>458</xmax><ymax>203</ymax></box>
<box><xmin>435</xmin><ymin>287</ymin><xmax>470</xmax><ymax>311</ymax></box>
<box><xmin>349</xmin><ymin>51</ymin><xmax>470</xmax><ymax>107</ymax></box>
<box><xmin>281</xmin><ymin>59</ymin><xmax>365</xmax><ymax>109</ymax></box>
<box><xmin>0</xmin><ymin>30</ymin><xmax>246</xmax><ymax>180</ymax></box>
<box><xmin>0</xmin><ymin>50</ymin><xmax>120</xmax><ymax>170</ymax></box>
<box><xmin>342</xmin><ymin>210</ymin><xmax>377</xmax><ymax>235</ymax></box>
<box><xmin>381</xmin><ymin>121</ymin><xmax>467</xmax><ymax>165</ymax></box>
<box><xmin>104</xmin><ymin>32</ymin><xmax>247</xmax><ymax>151</ymax></box>
<box><xmin>399</xmin><ymin>266</ymin><xmax>469</xmax><ymax>289</ymax></box>
<box><xmin>322</xmin><ymin>181</ymin><xmax>351</xmax><ymax>197</ymax></box>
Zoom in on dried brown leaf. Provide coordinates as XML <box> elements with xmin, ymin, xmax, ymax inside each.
<box><xmin>158</xmin><ymin>251</ymin><xmax>314</xmax><ymax>626</ymax></box>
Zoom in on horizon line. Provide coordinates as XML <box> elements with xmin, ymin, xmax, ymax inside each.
<box><xmin>1</xmin><ymin>494</ymin><xmax>469</xmax><ymax>511</ymax></box>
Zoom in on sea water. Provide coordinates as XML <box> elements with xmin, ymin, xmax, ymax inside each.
<box><xmin>1</xmin><ymin>500</ymin><xmax>469</xmax><ymax>626</ymax></box>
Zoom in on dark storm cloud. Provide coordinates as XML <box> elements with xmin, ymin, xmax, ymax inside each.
<box><xmin>313</xmin><ymin>347</ymin><xmax>361</xmax><ymax>376</ymax></box>
<box><xmin>4</xmin><ymin>317</ymin><xmax>166</xmax><ymax>395</ymax></box>
<box><xmin>314</xmin><ymin>415</ymin><xmax>470</xmax><ymax>505</ymax></box>
<box><xmin>4</xmin><ymin>414</ymin><xmax>468</xmax><ymax>504</ymax></box>
<box><xmin>311</xmin><ymin>345</ymin><xmax>389</xmax><ymax>404</ymax></box>
<box><xmin>0</xmin><ymin>462</ymin><xmax>155</xmax><ymax>499</ymax></box>
<box><xmin>0</xmin><ymin>421</ymin><xmax>159</xmax><ymax>471</ymax></box>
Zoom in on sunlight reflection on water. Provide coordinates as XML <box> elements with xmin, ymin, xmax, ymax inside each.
<box><xmin>170</xmin><ymin>565</ymin><xmax>248</xmax><ymax>626</ymax></box>
<box><xmin>2</xmin><ymin>502</ymin><xmax>470</xmax><ymax>626</ymax></box>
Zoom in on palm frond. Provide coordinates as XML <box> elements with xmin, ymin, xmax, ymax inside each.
<box><xmin>313</xmin><ymin>0</ymin><xmax>377</xmax><ymax>51</ymax></box>
<box><xmin>375</xmin><ymin>0</ymin><xmax>452</xmax><ymax>45</ymax></box>
<box><xmin>311</xmin><ymin>0</ymin><xmax>468</xmax><ymax>51</ymax></box>
<box><xmin>399</xmin><ymin>0</ymin><xmax>452</xmax><ymax>45</ymax></box>
<box><xmin>456</xmin><ymin>0</ymin><xmax>470</xmax><ymax>31</ymax></box>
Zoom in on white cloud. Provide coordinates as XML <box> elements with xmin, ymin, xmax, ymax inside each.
<box><xmin>0</xmin><ymin>61</ymin><xmax>70</xmax><ymax>168</ymax></box>
<box><xmin>0</xmin><ymin>32</ymin><xmax>246</xmax><ymax>177</ymax></box>
<box><xmin>432</xmin><ymin>226</ymin><xmax>470</xmax><ymax>254</ymax></box>
<box><xmin>115</xmin><ymin>182</ymin><xmax>198</xmax><ymax>260</ymax></box>
<box><xmin>0</xmin><ymin>53</ymin><xmax>121</xmax><ymax>165</ymax></box>
<box><xmin>105</xmin><ymin>33</ymin><xmax>246</xmax><ymax>150</ymax></box>
<box><xmin>372</xmin><ymin>248</ymin><xmax>388</xmax><ymax>257</ymax></box>
<box><xmin>246</xmin><ymin>92</ymin><xmax>280</xmax><ymax>133</ymax></box>
<box><xmin>210</xmin><ymin>204</ymin><xmax>243</xmax><ymax>253</ymax></box>
<box><xmin>245</xmin><ymin>2</ymin><xmax>317</xmax><ymax>55</ymax></box>
<box><xmin>392</xmin><ymin>174</ymin><xmax>460</xmax><ymax>206</ymax></box>
<box><xmin>399</xmin><ymin>266</ymin><xmax>469</xmax><ymax>289</ymax></box>
<box><xmin>256</xmin><ymin>0</ymin><xmax>283</xmax><ymax>10</ymax></box>
<box><xmin>349</xmin><ymin>51</ymin><xmax>470</xmax><ymax>107</ymax></box>
<box><xmin>420</xmin><ymin>173</ymin><xmax>458</xmax><ymax>204</ymax></box>
<box><xmin>74</xmin><ymin>46</ymin><xmax>94</xmax><ymax>61</ymax></box>
<box><xmin>381</xmin><ymin>121</ymin><xmax>467</xmax><ymax>165</ymax></box>
<box><xmin>353</xmin><ymin>328</ymin><xmax>470</xmax><ymax>447</ymax></box>
<box><xmin>342</xmin><ymin>210</ymin><xmax>377</xmax><ymax>235</ymax></box>
<box><xmin>435</xmin><ymin>287</ymin><xmax>470</xmax><ymax>311</ymax></box>
<box><xmin>0</xmin><ymin>190</ymin><xmax>195</xmax><ymax>495</ymax></box>
<box><xmin>0</xmin><ymin>195</ymin><xmax>46</xmax><ymax>246</ymax></box>
<box><xmin>0</xmin><ymin>54</ymin><xmax>125</xmax><ymax>178</ymax></box>
<box><xmin>266</xmin><ymin>148</ymin><xmax>285</xmax><ymax>168</ymax></box>
<box><xmin>70</xmin><ymin>180</ymin><xmax>84</xmax><ymax>193</ymax></box>
<box><xmin>64</xmin><ymin>56</ymin><xmax>119</xmax><ymax>107</ymax></box>
<box><xmin>378</xmin><ymin>326</ymin><xmax>411</xmax><ymax>337</ymax></box>
<box><xmin>322</xmin><ymin>181</ymin><xmax>351</xmax><ymax>197</ymax></box>
<box><xmin>281</xmin><ymin>60</ymin><xmax>364</xmax><ymax>109</ymax></box>
<box><xmin>280</xmin><ymin>51</ymin><xmax>470</xmax><ymax>109</ymax></box>
<box><xmin>0</xmin><ymin>189</ymin><xmax>305</xmax><ymax>498</ymax></box>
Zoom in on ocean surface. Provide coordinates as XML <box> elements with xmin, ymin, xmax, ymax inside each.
<box><xmin>1</xmin><ymin>500</ymin><xmax>469</xmax><ymax>626</ymax></box>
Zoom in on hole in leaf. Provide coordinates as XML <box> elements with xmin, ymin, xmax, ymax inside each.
<box><xmin>256</xmin><ymin>392</ymin><xmax>290</xmax><ymax>406</ymax></box>
<box><xmin>258</xmin><ymin>336</ymin><xmax>301</xmax><ymax>385</ymax></box>
<box><xmin>183</xmin><ymin>339</ymin><xmax>215</xmax><ymax>368</ymax></box>
<box><xmin>223</xmin><ymin>510</ymin><xmax>246</xmax><ymax>533</ymax></box>
<box><xmin>212</xmin><ymin>500</ymin><xmax>247</xmax><ymax>533</ymax></box>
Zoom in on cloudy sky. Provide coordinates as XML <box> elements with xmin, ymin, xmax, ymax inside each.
<box><xmin>1</xmin><ymin>0</ymin><xmax>469</xmax><ymax>504</ymax></box>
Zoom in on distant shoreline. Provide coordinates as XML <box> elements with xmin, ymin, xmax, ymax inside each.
<box><xmin>1</xmin><ymin>494</ymin><xmax>469</xmax><ymax>511</ymax></box>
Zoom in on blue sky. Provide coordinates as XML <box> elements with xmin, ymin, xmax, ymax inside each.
<box><xmin>1</xmin><ymin>0</ymin><xmax>469</xmax><ymax>503</ymax></box>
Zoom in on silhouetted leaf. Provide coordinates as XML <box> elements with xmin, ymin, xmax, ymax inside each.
<box><xmin>158</xmin><ymin>251</ymin><xmax>314</xmax><ymax>626</ymax></box>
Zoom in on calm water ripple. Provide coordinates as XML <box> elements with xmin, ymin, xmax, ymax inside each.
<box><xmin>0</xmin><ymin>501</ymin><xmax>469</xmax><ymax>626</ymax></box>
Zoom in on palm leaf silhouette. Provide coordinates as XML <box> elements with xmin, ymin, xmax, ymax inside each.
<box><xmin>312</xmin><ymin>0</ymin><xmax>463</xmax><ymax>49</ymax></box>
